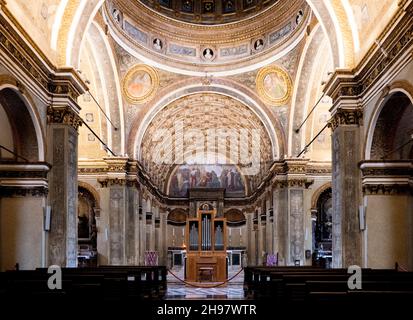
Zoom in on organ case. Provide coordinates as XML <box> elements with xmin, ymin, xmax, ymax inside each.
<box><xmin>185</xmin><ymin>205</ymin><xmax>227</xmax><ymax>282</ymax></box>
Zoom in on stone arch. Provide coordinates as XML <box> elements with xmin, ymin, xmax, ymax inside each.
<box><xmin>224</xmin><ymin>208</ymin><xmax>246</xmax><ymax>227</ymax></box>
<box><xmin>288</xmin><ymin>23</ymin><xmax>333</xmax><ymax>157</ymax></box>
<box><xmin>78</xmin><ymin>181</ymin><xmax>101</xmax><ymax>210</ymax></box>
<box><xmin>311</xmin><ymin>182</ymin><xmax>332</xmax><ymax>210</ymax></box>
<box><xmin>53</xmin><ymin>0</ymin><xmax>105</xmax><ymax>67</ymax></box>
<box><xmin>129</xmin><ymin>77</ymin><xmax>285</xmax><ymax>161</ymax></box>
<box><xmin>365</xmin><ymin>82</ymin><xmax>413</xmax><ymax>160</ymax></box>
<box><xmin>167</xmin><ymin>208</ymin><xmax>187</xmax><ymax>226</ymax></box>
<box><xmin>0</xmin><ymin>82</ymin><xmax>45</xmax><ymax>162</ymax></box>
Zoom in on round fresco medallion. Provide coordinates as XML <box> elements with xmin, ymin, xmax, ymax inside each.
<box><xmin>256</xmin><ymin>66</ymin><xmax>292</xmax><ymax>105</ymax></box>
<box><xmin>122</xmin><ymin>64</ymin><xmax>159</xmax><ymax>104</ymax></box>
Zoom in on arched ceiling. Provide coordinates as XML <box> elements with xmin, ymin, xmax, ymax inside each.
<box><xmin>4</xmin><ymin>0</ymin><xmax>400</xmax><ymax>70</ymax></box>
<box><xmin>139</xmin><ymin>0</ymin><xmax>280</xmax><ymax>25</ymax></box>
<box><xmin>140</xmin><ymin>93</ymin><xmax>274</xmax><ymax>195</ymax></box>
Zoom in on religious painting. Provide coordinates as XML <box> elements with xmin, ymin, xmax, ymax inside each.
<box><xmin>168</xmin><ymin>164</ymin><xmax>246</xmax><ymax>197</ymax></box>
<box><xmin>122</xmin><ymin>64</ymin><xmax>159</xmax><ymax>104</ymax></box>
<box><xmin>256</xmin><ymin>66</ymin><xmax>292</xmax><ymax>105</ymax></box>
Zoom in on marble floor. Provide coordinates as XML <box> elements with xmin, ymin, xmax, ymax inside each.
<box><xmin>166</xmin><ymin>266</ymin><xmax>245</xmax><ymax>300</ymax></box>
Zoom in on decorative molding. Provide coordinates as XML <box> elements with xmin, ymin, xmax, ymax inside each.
<box><xmin>98</xmin><ymin>178</ymin><xmax>127</xmax><ymax>188</ymax></box>
<box><xmin>47</xmin><ymin>106</ymin><xmax>82</xmax><ymax>130</ymax></box>
<box><xmin>0</xmin><ymin>13</ymin><xmax>88</xmax><ymax>99</ymax></box>
<box><xmin>360</xmin><ymin>161</ymin><xmax>413</xmax><ymax>195</ymax></box>
<box><xmin>0</xmin><ymin>186</ymin><xmax>48</xmax><ymax>197</ymax></box>
<box><xmin>324</xmin><ymin>2</ymin><xmax>413</xmax><ymax>103</ymax></box>
<box><xmin>273</xmin><ymin>178</ymin><xmax>314</xmax><ymax>189</ymax></box>
<box><xmin>362</xmin><ymin>184</ymin><xmax>412</xmax><ymax>195</ymax></box>
<box><xmin>328</xmin><ymin>108</ymin><xmax>363</xmax><ymax>131</ymax></box>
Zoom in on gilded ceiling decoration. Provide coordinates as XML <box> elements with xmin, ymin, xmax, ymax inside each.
<box><xmin>139</xmin><ymin>93</ymin><xmax>274</xmax><ymax>196</ymax></box>
<box><xmin>105</xmin><ymin>0</ymin><xmax>309</xmax><ymax>73</ymax></box>
<box><xmin>139</xmin><ymin>0</ymin><xmax>280</xmax><ymax>25</ymax></box>
<box><xmin>256</xmin><ymin>65</ymin><xmax>292</xmax><ymax>105</ymax></box>
<box><xmin>122</xmin><ymin>64</ymin><xmax>159</xmax><ymax>104</ymax></box>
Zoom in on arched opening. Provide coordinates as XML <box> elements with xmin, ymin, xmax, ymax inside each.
<box><xmin>363</xmin><ymin>91</ymin><xmax>413</xmax><ymax>269</ymax></box>
<box><xmin>225</xmin><ymin>209</ymin><xmax>247</xmax><ymax>269</ymax></box>
<box><xmin>312</xmin><ymin>187</ymin><xmax>332</xmax><ymax>268</ymax></box>
<box><xmin>0</xmin><ymin>87</ymin><xmax>44</xmax><ymax>271</ymax></box>
<box><xmin>77</xmin><ymin>187</ymin><xmax>99</xmax><ymax>267</ymax></box>
<box><xmin>370</xmin><ymin>92</ymin><xmax>413</xmax><ymax>160</ymax></box>
<box><xmin>166</xmin><ymin>209</ymin><xmax>187</xmax><ymax>270</ymax></box>
<box><xmin>0</xmin><ymin>88</ymin><xmax>39</xmax><ymax>162</ymax></box>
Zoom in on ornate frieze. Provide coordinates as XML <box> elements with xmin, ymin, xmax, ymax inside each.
<box><xmin>47</xmin><ymin>106</ymin><xmax>83</xmax><ymax>130</ymax></box>
<box><xmin>273</xmin><ymin>178</ymin><xmax>314</xmax><ymax>189</ymax></box>
<box><xmin>0</xmin><ymin>186</ymin><xmax>48</xmax><ymax>197</ymax></box>
<box><xmin>362</xmin><ymin>184</ymin><xmax>412</xmax><ymax>195</ymax></box>
<box><xmin>328</xmin><ymin>108</ymin><xmax>363</xmax><ymax>131</ymax></box>
<box><xmin>360</xmin><ymin>161</ymin><xmax>413</xmax><ymax>195</ymax></box>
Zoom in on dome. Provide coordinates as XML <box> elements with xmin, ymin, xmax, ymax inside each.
<box><xmin>139</xmin><ymin>0</ymin><xmax>281</xmax><ymax>25</ymax></box>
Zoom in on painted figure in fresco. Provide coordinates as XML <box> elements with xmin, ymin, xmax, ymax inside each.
<box><xmin>128</xmin><ymin>71</ymin><xmax>152</xmax><ymax>97</ymax></box>
<box><xmin>263</xmin><ymin>72</ymin><xmax>287</xmax><ymax>99</ymax></box>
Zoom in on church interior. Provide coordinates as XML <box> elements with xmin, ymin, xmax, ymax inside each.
<box><xmin>0</xmin><ymin>0</ymin><xmax>413</xmax><ymax>309</ymax></box>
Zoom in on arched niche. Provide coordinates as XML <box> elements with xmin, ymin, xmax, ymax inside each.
<box><xmin>0</xmin><ymin>88</ymin><xmax>41</xmax><ymax>162</ymax></box>
<box><xmin>368</xmin><ymin>91</ymin><xmax>413</xmax><ymax>160</ymax></box>
<box><xmin>77</xmin><ymin>186</ymin><xmax>99</xmax><ymax>267</ymax></box>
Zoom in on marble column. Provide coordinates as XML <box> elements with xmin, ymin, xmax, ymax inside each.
<box><xmin>97</xmin><ymin>157</ymin><xmax>134</xmax><ymax>265</ymax></box>
<box><xmin>159</xmin><ymin>208</ymin><xmax>168</xmax><ymax>266</ymax></box>
<box><xmin>265</xmin><ymin>197</ymin><xmax>273</xmax><ymax>255</ymax></box>
<box><xmin>273</xmin><ymin>185</ymin><xmax>288</xmax><ymax>265</ymax></box>
<box><xmin>125</xmin><ymin>180</ymin><xmax>139</xmax><ymax>265</ymax></box>
<box><xmin>246</xmin><ymin>211</ymin><xmax>254</xmax><ymax>266</ymax></box>
<box><xmin>289</xmin><ymin>186</ymin><xmax>305</xmax><ymax>265</ymax></box>
<box><xmin>329</xmin><ymin>108</ymin><xmax>363</xmax><ymax>267</ymax></box>
<box><xmin>140</xmin><ymin>197</ymin><xmax>147</xmax><ymax>264</ymax></box>
<box><xmin>47</xmin><ymin>106</ymin><xmax>82</xmax><ymax>267</ymax></box>
<box><xmin>256</xmin><ymin>208</ymin><xmax>263</xmax><ymax>265</ymax></box>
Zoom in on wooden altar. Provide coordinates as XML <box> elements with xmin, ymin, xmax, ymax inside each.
<box><xmin>185</xmin><ymin>204</ymin><xmax>227</xmax><ymax>282</ymax></box>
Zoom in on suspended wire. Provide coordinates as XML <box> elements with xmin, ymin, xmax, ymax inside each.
<box><xmin>381</xmin><ymin>137</ymin><xmax>413</xmax><ymax>160</ymax></box>
<box><xmin>86</xmin><ymin>90</ymin><xmax>118</xmax><ymax>131</ymax></box>
<box><xmin>81</xmin><ymin>119</ymin><xmax>117</xmax><ymax>157</ymax></box>
<box><xmin>295</xmin><ymin>92</ymin><xmax>327</xmax><ymax>133</ymax></box>
<box><xmin>296</xmin><ymin>123</ymin><xmax>330</xmax><ymax>158</ymax></box>
<box><xmin>0</xmin><ymin>145</ymin><xmax>29</xmax><ymax>162</ymax></box>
